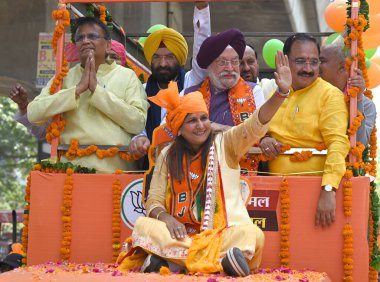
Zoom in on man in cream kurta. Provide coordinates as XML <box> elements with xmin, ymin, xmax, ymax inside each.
<box><xmin>28</xmin><ymin>17</ymin><xmax>149</xmax><ymax>172</ymax></box>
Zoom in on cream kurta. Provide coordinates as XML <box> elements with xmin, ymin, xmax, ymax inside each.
<box><xmin>28</xmin><ymin>63</ymin><xmax>149</xmax><ymax>172</ymax></box>
<box><xmin>130</xmin><ymin>109</ymin><xmax>268</xmax><ymax>270</ymax></box>
<box><xmin>268</xmin><ymin>78</ymin><xmax>350</xmax><ymax>188</ymax></box>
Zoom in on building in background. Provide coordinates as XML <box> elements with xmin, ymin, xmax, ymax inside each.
<box><xmin>0</xmin><ymin>0</ymin><xmax>330</xmax><ymax>99</ymax></box>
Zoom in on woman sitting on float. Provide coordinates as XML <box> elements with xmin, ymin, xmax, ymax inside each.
<box><xmin>118</xmin><ymin>51</ymin><xmax>291</xmax><ymax>277</ymax></box>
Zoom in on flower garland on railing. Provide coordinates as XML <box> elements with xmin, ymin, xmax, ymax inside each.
<box><xmin>47</xmin><ymin>9</ymin><xmax>70</xmax><ymax>144</ymax></box>
<box><xmin>46</xmin><ymin>117</ymin><xmax>66</xmax><ymax>144</ymax></box>
<box><xmin>50</xmin><ymin>10</ymin><xmax>70</xmax><ymax>95</ymax></box>
<box><xmin>342</xmin><ymin>224</ymin><xmax>354</xmax><ymax>280</ymax></box>
<box><xmin>279</xmin><ymin>178</ymin><xmax>290</xmax><ymax>266</ymax></box>
<box><xmin>255</xmin><ymin>143</ymin><xmax>326</xmax><ymax>164</ymax></box>
<box><xmin>350</xmin><ymin>141</ymin><xmax>365</xmax><ymax>161</ymax></box>
<box><xmin>112</xmin><ymin>169</ymin><xmax>123</xmax><ymax>262</ymax></box>
<box><xmin>97</xmin><ymin>147</ymin><xmax>119</xmax><ymax>159</ymax></box>
<box><xmin>61</xmin><ymin>167</ymin><xmax>74</xmax><ymax>261</ymax></box>
<box><xmin>347</xmin><ymin>111</ymin><xmax>364</xmax><ymax>135</ymax></box>
<box><xmin>343</xmin><ymin>170</ymin><xmax>353</xmax><ymax>217</ymax></box>
<box><xmin>65</xmin><ymin>139</ymin><xmax>138</xmax><ymax>161</ymax></box>
<box><xmin>119</xmin><ymin>151</ymin><xmax>139</xmax><ymax>161</ymax></box>
<box><xmin>345</xmin><ymin>2</ymin><xmax>378</xmax><ymax>280</ymax></box>
<box><xmin>289</xmin><ymin>151</ymin><xmax>312</xmax><ymax>162</ymax></box>
<box><xmin>21</xmin><ymin>172</ymin><xmax>32</xmax><ymax>265</ymax></box>
<box><xmin>97</xmin><ymin>5</ymin><xmax>107</xmax><ymax>25</ymax></box>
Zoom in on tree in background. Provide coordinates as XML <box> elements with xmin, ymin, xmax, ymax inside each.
<box><xmin>0</xmin><ymin>97</ymin><xmax>37</xmax><ymax>210</ymax></box>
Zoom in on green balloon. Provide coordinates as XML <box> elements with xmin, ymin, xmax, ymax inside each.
<box><xmin>325</xmin><ymin>32</ymin><xmax>340</xmax><ymax>45</ymax></box>
<box><xmin>262</xmin><ymin>39</ymin><xmax>284</xmax><ymax>69</ymax></box>
<box><xmin>366</xmin><ymin>57</ymin><xmax>371</xmax><ymax>69</ymax></box>
<box><xmin>147</xmin><ymin>24</ymin><xmax>167</xmax><ymax>33</ymax></box>
<box><xmin>365</xmin><ymin>48</ymin><xmax>377</xmax><ymax>59</ymax></box>
<box><xmin>138</xmin><ymin>37</ymin><xmax>147</xmax><ymax>46</ymax></box>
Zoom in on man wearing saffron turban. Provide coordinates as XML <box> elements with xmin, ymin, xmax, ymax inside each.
<box><xmin>129</xmin><ymin>2</ymin><xmax>211</xmax><ymax>167</ymax></box>
<box><xmin>184</xmin><ymin>28</ymin><xmax>266</xmax><ymax>174</ymax></box>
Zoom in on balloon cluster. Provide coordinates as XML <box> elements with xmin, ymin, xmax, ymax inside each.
<box><xmin>323</xmin><ymin>0</ymin><xmax>380</xmax><ymax>88</ymax></box>
<box><xmin>136</xmin><ymin>24</ymin><xmax>167</xmax><ymax>48</ymax></box>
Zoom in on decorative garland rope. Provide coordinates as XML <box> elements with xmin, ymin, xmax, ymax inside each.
<box><xmin>21</xmin><ymin>172</ymin><xmax>32</xmax><ymax>265</ymax></box>
<box><xmin>112</xmin><ymin>170</ymin><xmax>123</xmax><ymax>262</ymax></box>
<box><xmin>279</xmin><ymin>178</ymin><xmax>290</xmax><ymax>266</ymax></box>
<box><xmin>60</xmin><ymin>168</ymin><xmax>74</xmax><ymax>261</ymax></box>
<box><xmin>46</xmin><ymin>9</ymin><xmax>70</xmax><ymax>144</ymax></box>
<box><xmin>345</xmin><ymin>1</ymin><xmax>378</xmax><ymax>280</ymax></box>
<box><xmin>97</xmin><ymin>5</ymin><xmax>107</xmax><ymax>25</ymax></box>
<box><xmin>66</xmin><ymin>139</ymin><xmax>139</xmax><ymax>162</ymax></box>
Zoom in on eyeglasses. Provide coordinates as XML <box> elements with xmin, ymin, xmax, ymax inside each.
<box><xmin>152</xmin><ymin>54</ymin><xmax>177</xmax><ymax>62</ymax></box>
<box><xmin>75</xmin><ymin>33</ymin><xmax>106</xmax><ymax>43</ymax></box>
<box><xmin>292</xmin><ymin>58</ymin><xmax>320</xmax><ymax>68</ymax></box>
<box><xmin>215</xmin><ymin>59</ymin><xmax>240</xmax><ymax>67</ymax></box>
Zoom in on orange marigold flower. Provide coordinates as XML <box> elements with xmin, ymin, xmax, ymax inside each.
<box><xmin>159</xmin><ymin>266</ymin><xmax>171</xmax><ymax>275</ymax></box>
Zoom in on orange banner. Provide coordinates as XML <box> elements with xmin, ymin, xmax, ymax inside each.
<box><xmin>27</xmin><ymin>172</ymin><xmax>369</xmax><ymax>281</ymax></box>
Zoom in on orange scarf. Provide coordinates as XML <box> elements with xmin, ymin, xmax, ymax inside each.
<box><xmin>198</xmin><ymin>77</ymin><xmax>259</xmax><ymax>174</ymax></box>
<box><xmin>169</xmin><ymin>151</ymin><xmax>205</xmax><ymax>234</ymax></box>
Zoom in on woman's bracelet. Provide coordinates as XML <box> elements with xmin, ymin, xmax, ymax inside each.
<box><xmin>156</xmin><ymin>210</ymin><xmax>166</xmax><ymax>220</ymax></box>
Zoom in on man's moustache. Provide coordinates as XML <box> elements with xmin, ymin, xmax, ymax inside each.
<box><xmin>298</xmin><ymin>71</ymin><xmax>314</xmax><ymax>76</ymax></box>
<box><xmin>219</xmin><ymin>71</ymin><xmax>239</xmax><ymax>77</ymax></box>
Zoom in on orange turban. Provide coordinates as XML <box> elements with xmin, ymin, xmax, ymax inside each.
<box><xmin>144</xmin><ymin>28</ymin><xmax>188</xmax><ymax>66</ymax></box>
<box><xmin>148</xmin><ymin>82</ymin><xmax>208</xmax><ymax>136</ymax></box>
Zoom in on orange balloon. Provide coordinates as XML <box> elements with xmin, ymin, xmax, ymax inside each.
<box><xmin>367</xmin><ymin>61</ymin><xmax>380</xmax><ymax>89</ymax></box>
<box><xmin>368</xmin><ymin>0</ymin><xmax>380</xmax><ymax>14</ymax></box>
<box><xmin>363</xmin><ymin>14</ymin><xmax>380</xmax><ymax>37</ymax></box>
<box><xmin>363</xmin><ymin>33</ymin><xmax>380</xmax><ymax>49</ymax></box>
<box><xmin>324</xmin><ymin>0</ymin><xmax>347</xmax><ymax>32</ymax></box>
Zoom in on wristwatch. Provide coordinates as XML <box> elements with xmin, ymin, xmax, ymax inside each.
<box><xmin>322</xmin><ymin>184</ymin><xmax>336</xmax><ymax>192</ymax></box>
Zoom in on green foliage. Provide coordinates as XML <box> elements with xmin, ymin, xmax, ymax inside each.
<box><xmin>36</xmin><ymin>160</ymin><xmax>96</xmax><ymax>174</ymax></box>
<box><xmin>0</xmin><ymin>97</ymin><xmax>37</xmax><ymax>210</ymax></box>
<box><xmin>371</xmin><ymin>181</ymin><xmax>380</xmax><ymax>269</ymax></box>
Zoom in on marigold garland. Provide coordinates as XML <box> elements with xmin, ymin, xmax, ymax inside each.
<box><xmin>97</xmin><ymin>5</ymin><xmax>107</xmax><ymax>25</ymax></box>
<box><xmin>345</xmin><ymin>4</ymin><xmax>378</xmax><ymax>280</ymax></box>
<box><xmin>96</xmin><ymin>147</ymin><xmax>119</xmax><ymax>159</ymax></box>
<box><xmin>315</xmin><ymin>143</ymin><xmax>326</xmax><ymax>151</ymax></box>
<box><xmin>61</xmin><ymin>168</ymin><xmax>74</xmax><ymax>261</ymax></box>
<box><xmin>279</xmin><ymin>178</ymin><xmax>290</xmax><ymax>266</ymax></box>
<box><xmin>256</xmin><ymin>143</ymin><xmax>326</xmax><ymax>163</ymax></box>
<box><xmin>112</xmin><ymin>169</ymin><xmax>122</xmax><ymax>262</ymax></box>
<box><xmin>47</xmin><ymin>9</ymin><xmax>70</xmax><ymax>143</ymax></box>
<box><xmin>46</xmin><ymin>115</ymin><xmax>66</xmax><ymax>144</ymax></box>
<box><xmin>21</xmin><ymin>172</ymin><xmax>32</xmax><ymax>265</ymax></box>
<box><xmin>343</xmin><ymin>170</ymin><xmax>353</xmax><ymax>217</ymax></box>
<box><xmin>50</xmin><ymin>9</ymin><xmax>70</xmax><ymax>95</ymax></box>
<box><xmin>347</xmin><ymin>111</ymin><xmax>364</xmax><ymax>135</ymax></box>
<box><xmin>342</xmin><ymin>224</ymin><xmax>354</xmax><ymax>281</ymax></box>
<box><xmin>289</xmin><ymin>151</ymin><xmax>312</xmax><ymax>162</ymax></box>
<box><xmin>119</xmin><ymin>151</ymin><xmax>140</xmax><ymax>161</ymax></box>
<box><xmin>255</xmin><ymin>144</ymin><xmax>291</xmax><ymax>162</ymax></box>
<box><xmin>65</xmin><ymin>139</ymin><xmax>140</xmax><ymax>162</ymax></box>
